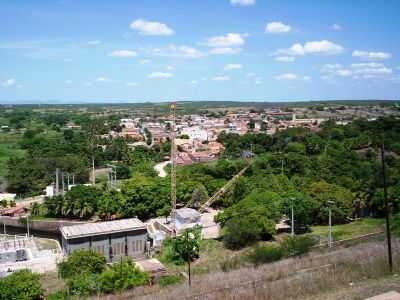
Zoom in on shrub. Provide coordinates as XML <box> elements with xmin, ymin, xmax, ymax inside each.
<box><xmin>392</xmin><ymin>213</ymin><xmax>400</xmax><ymax>235</ymax></box>
<box><xmin>98</xmin><ymin>258</ymin><xmax>149</xmax><ymax>293</ymax></box>
<box><xmin>58</xmin><ymin>250</ymin><xmax>107</xmax><ymax>279</ymax></box>
<box><xmin>0</xmin><ymin>269</ymin><xmax>43</xmax><ymax>300</ymax></box>
<box><xmin>158</xmin><ymin>275</ymin><xmax>184</xmax><ymax>287</ymax></box>
<box><xmin>66</xmin><ymin>272</ymin><xmax>98</xmax><ymax>297</ymax></box>
<box><xmin>248</xmin><ymin>244</ymin><xmax>283</xmax><ymax>266</ymax></box>
<box><xmin>280</xmin><ymin>235</ymin><xmax>316</xmax><ymax>257</ymax></box>
<box><xmin>47</xmin><ymin>290</ymin><xmax>71</xmax><ymax>300</ymax></box>
<box><xmin>219</xmin><ymin>256</ymin><xmax>244</xmax><ymax>272</ymax></box>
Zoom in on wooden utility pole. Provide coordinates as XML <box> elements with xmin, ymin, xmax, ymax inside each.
<box><xmin>380</xmin><ymin>143</ymin><xmax>393</xmax><ymax>272</ymax></box>
<box><xmin>170</xmin><ymin>102</ymin><xmax>177</xmax><ymax>237</ymax></box>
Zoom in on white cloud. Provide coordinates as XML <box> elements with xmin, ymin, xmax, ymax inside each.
<box><xmin>126</xmin><ymin>82</ymin><xmax>139</xmax><ymax>86</ymax></box>
<box><xmin>275</xmin><ymin>73</ymin><xmax>297</xmax><ymax>80</ymax></box>
<box><xmin>2</xmin><ymin>78</ymin><xmax>16</xmax><ymax>87</ymax></box>
<box><xmin>275</xmin><ymin>56</ymin><xmax>295</xmax><ymax>63</ymax></box>
<box><xmin>210</xmin><ymin>47</ymin><xmax>242</xmax><ymax>55</ymax></box>
<box><xmin>212</xmin><ymin>76</ymin><xmax>230</xmax><ymax>81</ymax></box>
<box><xmin>166</xmin><ymin>65</ymin><xmax>174</xmax><ymax>71</ymax></box>
<box><xmin>321</xmin><ymin>62</ymin><xmax>392</xmax><ymax>79</ymax></box>
<box><xmin>109</xmin><ymin>50</ymin><xmax>137</xmax><ymax>58</ymax></box>
<box><xmin>224</xmin><ymin>63</ymin><xmax>242</xmax><ymax>71</ymax></box>
<box><xmin>206</xmin><ymin>33</ymin><xmax>245</xmax><ymax>48</ymax></box>
<box><xmin>151</xmin><ymin>45</ymin><xmax>204</xmax><ymax>58</ymax></box>
<box><xmin>303</xmin><ymin>76</ymin><xmax>311</xmax><ymax>81</ymax></box>
<box><xmin>352</xmin><ymin>50</ymin><xmax>391</xmax><ymax>61</ymax></box>
<box><xmin>246</xmin><ymin>73</ymin><xmax>256</xmax><ymax>78</ymax></box>
<box><xmin>130</xmin><ymin>19</ymin><xmax>174</xmax><ymax>36</ymax></box>
<box><xmin>87</xmin><ymin>40</ymin><xmax>101</xmax><ymax>45</ymax></box>
<box><xmin>230</xmin><ymin>0</ymin><xmax>255</xmax><ymax>6</ymax></box>
<box><xmin>265</xmin><ymin>22</ymin><xmax>291</xmax><ymax>34</ymax></box>
<box><xmin>83</xmin><ymin>82</ymin><xmax>93</xmax><ymax>87</ymax></box>
<box><xmin>148</xmin><ymin>72</ymin><xmax>173</xmax><ymax>79</ymax></box>
<box><xmin>277</xmin><ymin>40</ymin><xmax>344</xmax><ymax>56</ymax></box>
<box><xmin>189</xmin><ymin>80</ymin><xmax>198</xmax><ymax>86</ymax></box>
<box><xmin>139</xmin><ymin>59</ymin><xmax>151</xmax><ymax>64</ymax></box>
<box><xmin>65</xmin><ymin>80</ymin><xmax>73</xmax><ymax>85</ymax></box>
<box><xmin>254</xmin><ymin>77</ymin><xmax>262</xmax><ymax>84</ymax></box>
<box><xmin>96</xmin><ymin>77</ymin><xmax>112</xmax><ymax>82</ymax></box>
<box><xmin>331</xmin><ymin>24</ymin><xmax>342</xmax><ymax>31</ymax></box>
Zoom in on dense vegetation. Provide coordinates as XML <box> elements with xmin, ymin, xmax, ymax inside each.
<box><xmin>52</xmin><ymin>250</ymin><xmax>149</xmax><ymax>298</ymax></box>
<box><xmin>0</xmin><ymin>269</ymin><xmax>43</xmax><ymax>300</ymax></box>
<box><xmin>1</xmin><ymin>106</ymin><xmax>399</xmax><ymax>248</ymax></box>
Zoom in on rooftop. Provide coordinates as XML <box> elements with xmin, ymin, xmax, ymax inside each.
<box><xmin>61</xmin><ymin>218</ymin><xmax>146</xmax><ymax>239</ymax></box>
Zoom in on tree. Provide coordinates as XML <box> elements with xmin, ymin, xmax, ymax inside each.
<box><xmin>63</xmin><ymin>185</ymin><xmax>101</xmax><ymax>219</ymax></box>
<box><xmin>190</xmin><ymin>184</ymin><xmax>209</xmax><ymax>208</ymax></box>
<box><xmin>0</xmin><ymin>269</ymin><xmax>43</xmax><ymax>300</ymax></box>
<box><xmin>98</xmin><ymin>258</ymin><xmax>149</xmax><ymax>293</ymax></box>
<box><xmin>58</xmin><ymin>250</ymin><xmax>107</xmax><ymax>279</ymax></box>
<box><xmin>173</xmin><ymin>227</ymin><xmax>201</xmax><ymax>286</ymax></box>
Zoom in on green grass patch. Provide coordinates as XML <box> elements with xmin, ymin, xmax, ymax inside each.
<box><xmin>310</xmin><ymin>218</ymin><xmax>385</xmax><ymax>241</ymax></box>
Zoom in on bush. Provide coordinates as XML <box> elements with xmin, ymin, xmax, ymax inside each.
<box><xmin>47</xmin><ymin>290</ymin><xmax>71</xmax><ymax>300</ymax></box>
<box><xmin>158</xmin><ymin>275</ymin><xmax>184</xmax><ymax>287</ymax></box>
<box><xmin>58</xmin><ymin>250</ymin><xmax>107</xmax><ymax>279</ymax></box>
<box><xmin>0</xmin><ymin>269</ymin><xmax>43</xmax><ymax>300</ymax></box>
<box><xmin>248</xmin><ymin>244</ymin><xmax>283</xmax><ymax>266</ymax></box>
<box><xmin>98</xmin><ymin>258</ymin><xmax>149</xmax><ymax>293</ymax></box>
<box><xmin>219</xmin><ymin>256</ymin><xmax>244</xmax><ymax>272</ymax></box>
<box><xmin>392</xmin><ymin>213</ymin><xmax>400</xmax><ymax>235</ymax></box>
<box><xmin>66</xmin><ymin>273</ymin><xmax>98</xmax><ymax>297</ymax></box>
<box><xmin>280</xmin><ymin>235</ymin><xmax>316</xmax><ymax>257</ymax></box>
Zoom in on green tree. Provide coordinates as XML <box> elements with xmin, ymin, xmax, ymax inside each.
<box><xmin>0</xmin><ymin>270</ymin><xmax>43</xmax><ymax>300</ymax></box>
<box><xmin>58</xmin><ymin>250</ymin><xmax>107</xmax><ymax>279</ymax></box>
<box><xmin>173</xmin><ymin>227</ymin><xmax>201</xmax><ymax>286</ymax></box>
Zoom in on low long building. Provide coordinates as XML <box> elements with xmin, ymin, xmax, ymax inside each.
<box><xmin>60</xmin><ymin>218</ymin><xmax>148</xmax><ymax>263</ymax></box>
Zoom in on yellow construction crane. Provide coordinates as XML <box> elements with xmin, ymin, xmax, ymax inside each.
<box><xmin>170</xmin><ymin>102</ymin><xmax>177</xmax><ymax>237</ymax></box>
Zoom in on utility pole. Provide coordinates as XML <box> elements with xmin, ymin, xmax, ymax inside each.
<box><xmin>328</xmin><ymin>200</ymin><xmax>334</xmax><ymax>248</ymax></box>
<box><xmin>26</xmin><ymin>215</ymin><xmax>30</xmax><ymax>238</ymax></box>
<box><xmin>291</xmin><ymin>197</ymin><xmax>295</xmax><ymax>236</ymax></box>
<box><xmin>61</xmin><ymin>172</ymin><xmax>65</xmax><ymax>195</ymax></box>
<box><xmin>170</xmin><ymin>102</ymin><xmax>177</xmax><ymax>237</ymax></box>
<box><xmin>55</xmin><ymin>168</ymin><xmax>59</xmax><ymax>196</ymax></box>
<box><xmin>381</xmin><ymin>143</ymin><xmax>393</xmax><ymax>272</ymax></box>
<box><xmin>92</xmin><ymin>155</ymin><xmax>96</xmax><ymax>186</ymax></box>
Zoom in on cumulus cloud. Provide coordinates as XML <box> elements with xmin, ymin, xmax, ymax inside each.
<box><xmin>224</xmin><ymin>63</ymin><xmax>242</xmax><ymax>71</ymax></box>
<box><xmin>331</xmin><ymin>24</ymin><xmax>342</xmax><ymax>31</ymax></box>
<box><xmin>277</xmin><ymin>40</ymin><xmax>344</xmax><ymax>56</ymax></box>
<box><xmin>230</xmin><ymin>0</ymin><xmax>255</xmax><ymax>6</ymax></box>
<box><xmin>65</xmin><ymin>80</ymin><xmax>73</xmax><ymax>85</ymax></box>
<box><xmin>151</xmin><ymin>45</ymin><xmax>204</xmax><ymax>58</ymax></box>
<box><xmin>212</xmin><ymin>76</ymin><xmax>231</xmax><ymax>81</ymax></box>
<box><xmin>265</xmin><ymin>22</ymin><xmax>291</xmax><ymax>34</ymax></box>
<box><xmin>2</xmin><ymin>78</ymin><xmax>16</xmax><ymax>87</ymax></box>
<box><xmin>275</xmin><ymin>73</ymin><xmax>297</xmax><ymax>80</ymax></box>
<box><xmin>109</xmin><ymin>50</ymin><xmax>137</xmax><ymax>57</ymax></box>
<box><xmin>130</xmin><ymin>19</ymin><xmax>174</xmax><ymax>36</ymax></box>
<box><xmin>96</xmin><ymin>77</ymin><xmax>112</xmax><ymax>82</ymax></box>
<box><xmin>139</xmin><ymin>59</ymin><xmax>151</xmax><ymax>64</ymax></box>
<box><xmin>205</xmin><ymin>33</ymin><xmax>245</xmax><ymax>48</ymax></box>
<box><xmin>352</xmin><ymin>50</ymin><xmax>391</xmax><ymax>61</ymax></box>
<box><xmin>275</xmin><ymin>56</ymin><xmax>295</xmax><ymax>63</ymax></box>
<box><xmin>87</xmin><ymin>40</ymin><xmax>101</xmax><ymax>45</ymax></box>
<box><xmin>205</xmin><ymin>33</ymin><xmax>245</xmax><ymax>55</ymax></box>
<box><xmin>209</xmin><ymin>47</ymin><xmax>242</xmax><ymax>55</ymax></box>
<box><xmin>148</xmin><ymin>72</ymin><xmax>173</xmax><ymax>79</ymax></box>
<box><xmin>321</xmin><ymin>62</ymin><xmax>392</xmax><ymax>79</ymax></box>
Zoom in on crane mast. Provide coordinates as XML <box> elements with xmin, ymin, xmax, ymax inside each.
<box><xmin>170</xmin><ymin>102</ymin><xmax>177</xmax><ymax>237</ymax></box>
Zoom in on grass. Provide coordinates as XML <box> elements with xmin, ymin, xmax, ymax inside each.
<box><xmin>310</xmin><ymin>218</ymin><xmax>385</xmax><ymax>241</ymax></box>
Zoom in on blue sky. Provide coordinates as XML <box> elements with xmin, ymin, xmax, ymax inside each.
<box><xmin>1</xmin><ymin>0</ymin><xmax>399</xmax><ymax>103</ymax></box>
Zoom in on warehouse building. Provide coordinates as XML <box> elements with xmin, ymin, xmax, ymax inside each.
<box><xmin>60</xmin><ymin>218</ymin><xmax>148</xmax><ymax>263</ymax></box>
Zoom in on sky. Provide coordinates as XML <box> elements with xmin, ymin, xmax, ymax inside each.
<box><xmin>0</xmin><ymin>0</ymin><xmax>399</xmax><ymax>103</ymax></box>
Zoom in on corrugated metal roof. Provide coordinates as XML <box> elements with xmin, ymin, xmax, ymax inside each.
<box><xmin>61</xmin><ymin>218</ymin><xmax>146</xmax><ymax>239</ymax></box>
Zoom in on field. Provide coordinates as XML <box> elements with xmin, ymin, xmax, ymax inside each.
<box><xmin>310</xmin><ymin>218</ymin><xmax>385</xmax><ymax>241</ymax></box>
